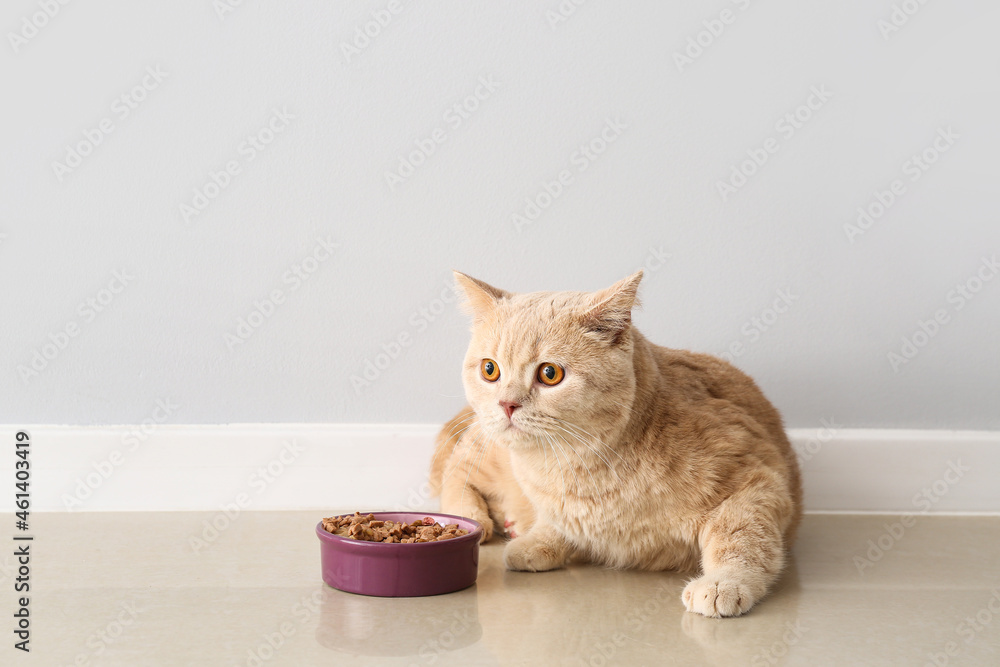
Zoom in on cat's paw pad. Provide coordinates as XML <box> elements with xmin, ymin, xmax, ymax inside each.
<box><xmin>682</xmin><ymin>574</ymin><xmax>757</xmax><ymax>618</ymax></box>
<box><xmin>503</xmin><ymin>536</ymin><xmax>564</xmax><ymax>572</ymax></box>
<box><xmin>503</xmin><ymin>520</ymin><xmax>518</xmax><ymax>539</ymax></box>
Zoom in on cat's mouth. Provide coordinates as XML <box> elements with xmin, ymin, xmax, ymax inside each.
<box><xmin>480</xmin><ymin>410</ymin><xmax>544</xmax><ymax>446</ymax></box>
<box><xmin>498</xmin><ymin>416</ymin><xmax>546</xmax><ymax>445</ymax></box>
<box><xmin>488</xmin><ymin>414</ymin><xmax>528</xmax><ymax>440</ymax></box>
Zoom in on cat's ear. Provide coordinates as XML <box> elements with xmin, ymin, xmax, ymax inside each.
<box><xmin>453</xmin><ymin>271</ymin><xmax>511</xmax><ymax>318</ymax></box>
<box><xmin>580</xmin><ymin>270</ymin><xmax>643</xmax><ymax>345</ymax></box>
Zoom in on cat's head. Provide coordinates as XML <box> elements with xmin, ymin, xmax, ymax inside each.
<box><xmin>454</xmin><ymin>271</ymin><xmax>643</xmax><ymax>450</ymax></box>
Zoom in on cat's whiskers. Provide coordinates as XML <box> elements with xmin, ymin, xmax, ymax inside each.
<box><xmin>553</xmin><ymin>430</ymin><xmax>602</xmax><ymax>491</ymax></box>
<box><xmin>558</xmin><ymin>418</ymin><xmax>635</xmax><ymax>472</ymax></box>
<box><xmin>552</xmin><ymin>417</ymin><xmax>620</xmax><ymax>459</ymax></box>
<box><xmin>522</xmin><ymin>413</ymin><xmax>625</xmax><ymax>482</ymax></box>
<box><xmin>539</xmin><ymin>431</ymin><xmax>568</xmax><ymax>508</ymax></box>
<box><xmin>588</xmin><ymin>396</ymin><xmax>637</xmax><ymax>432</ymax></box>
<box><xmin>432</xmin><ymin>414</ymin><xmax>480</xmax><ymax>471</ymax></box>
<box><xmin>467</xmin><ymin>428</ymin><xmax>494</xmax><ymax>484</ymax></box>
<box><xmin>523</xmin><ymin>421</ymin><xmax>554</xmax><ymax>474</ymax></box>
<box><xmin>472</xmin><ymin>433</ymin><xmax>494</xmax><ymax>480</ymax></box>
<box><xmin>443</xmin><ymin>421</ymin><xmax>476</xmax><ymax>446</ymax></box>
<box><xmin>437</xmin><ymin>418</ymin><xmax>482</xmax><ymax>488</ymax></box>
<box><xmin>607</xmin><ymin>397</ymin><xmax>634</xmax><ymax>413</ymax></box>
<box><xmin>550</xmin><ymin>422</ymin><xmax>624</xmax><ymax>483</ymax></box>
<box><xmin>545</xmin><ymin>431</ymin><xmax>585</xmax><ymax>500</ymax></box>
<box><xmin>457</xmin><ymin>429</ymin><xmax>489</xmax><ymax>507</ymax></box>
<box><xmin>441</xmin><ymin>412</ymin><xmax>478</xmax><ymax>439</ymax></box>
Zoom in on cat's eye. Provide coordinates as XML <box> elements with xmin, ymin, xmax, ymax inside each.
<box><xmin>481</xmin><ymin>359</ymin><xmax>500</xmax><ymax>382</ymax></box>
<box><xmin>537</xmin><ymin>363</ymin><xmax>564</xmax><ymax>386</ymax></box>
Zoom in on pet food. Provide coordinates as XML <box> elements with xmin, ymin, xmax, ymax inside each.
<box><xmin>321</xmin><ymin>512</ymin><xmax>469</xmax><ymax>543</ymax></box>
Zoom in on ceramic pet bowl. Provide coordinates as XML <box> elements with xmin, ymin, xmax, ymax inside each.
<box><xmin>316</xmin><ymin>511</ymin><xmax>482</xmax><ymax>597</ymax></box>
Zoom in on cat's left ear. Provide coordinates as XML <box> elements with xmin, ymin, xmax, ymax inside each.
<box><xmin>453</xmin><ymin>271</ymin><xmax>511</xmax><ymax>319</ymax></box>
<box><xmin>580</xmin><ymin>270</ymin><xmax>643</xmax><ymax>345</ymax></box>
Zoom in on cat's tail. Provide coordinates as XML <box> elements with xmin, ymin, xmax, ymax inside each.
<box><xmin>429</xmin><ymin>405</ymin><xmax>476</xmax><ymax>496</ymax></box>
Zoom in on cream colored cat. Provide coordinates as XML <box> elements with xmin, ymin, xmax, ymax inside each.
<box><xmin>430</xmin><ymin>270</ymin><xmax>802</xmax><ymax>618</ymax></box>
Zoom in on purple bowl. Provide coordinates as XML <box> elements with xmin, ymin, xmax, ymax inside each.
<box><xmin>316</xmin><ymin>512</ymin><xmax>482</xmax><ymax>597</ymax></box>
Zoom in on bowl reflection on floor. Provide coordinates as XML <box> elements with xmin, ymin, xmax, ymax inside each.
<box><xmin>315</xmin><ymin>584</ymin><xmax>482</xmax><ymax>657</ymax></box>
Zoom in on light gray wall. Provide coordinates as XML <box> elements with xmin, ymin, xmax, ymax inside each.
<box><xmin>2</xmin><ymin>1</ymin><xmax>998</xmax><ymax>429</ymax></box>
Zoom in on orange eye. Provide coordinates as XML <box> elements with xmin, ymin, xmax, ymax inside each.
<box><xmin>537</xmin><ymin>363</ymin><xmax>564</xmax><ymax>386</ymax></box>
<box><xmin>481</xmin><ymin>359</ymin><xmax>500</xmax><ymax>382</ymax></box>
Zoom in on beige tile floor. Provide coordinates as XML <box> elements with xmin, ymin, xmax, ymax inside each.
<box><xmin>3</xmin><ymin>512</ymin><xmax>999</xmax><ymax>666</ymax></box>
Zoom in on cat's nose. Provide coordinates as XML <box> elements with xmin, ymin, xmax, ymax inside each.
<box><xmin>499</xmin><ymin>400</ymin><xmax>521</xmax><ymax>420</ymax></box>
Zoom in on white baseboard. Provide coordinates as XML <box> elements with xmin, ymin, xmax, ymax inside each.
<box><xmin>1</xmin><ymin>425</ymin><xmax>997</xmax><ymax>514</ymax></box>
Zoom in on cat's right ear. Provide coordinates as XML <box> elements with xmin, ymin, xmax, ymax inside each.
<box><xmin>453</xmin><ymin>271</ymin><xmax>510</xmax><ymax>319</ymax></box>
<box><xmin>579</xmin><ymin>270</ymin><xmax>643</xmax><ymax>345</ymax></box>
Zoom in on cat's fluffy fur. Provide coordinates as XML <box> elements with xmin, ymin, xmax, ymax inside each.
<box><xmin>429</xmin><ymin>271</ymin><xmax>802</xmax><ymax>617</ymax></box>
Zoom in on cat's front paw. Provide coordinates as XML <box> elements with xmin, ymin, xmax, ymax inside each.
<box><xmin>503</xmin><ymin>534</ymin><xmax>566</xmax><ymax>572</ymax></box>
<box><xmin>473</xmin><ymin>514</ymin><xmax>494</xmax><ymax>543</ymax></box>
<box><xmin>682</xmin><ymin>572</ymin><xmax>759</xmax><ymax>618</ymax></box>
<box><xmin>454</xmin><ymin>509</ymin><xmax>493</xmax><ymax>543</ymax></box>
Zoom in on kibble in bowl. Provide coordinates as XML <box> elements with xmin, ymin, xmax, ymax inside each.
<box><xmin>316</xmin><ymin>511</ymin><xmax>482</xmax><ymax>597</ymax></box>
<box><xmin>321</xmin><ymin>512</ymin><xmax>470</xmax><ymax>543</ymax></box>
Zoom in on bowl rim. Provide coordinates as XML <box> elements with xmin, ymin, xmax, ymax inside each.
<box><xmin>315</xmin><ymin>511</ymin><xmax>483</xmax><ymax>548</ymax></box>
